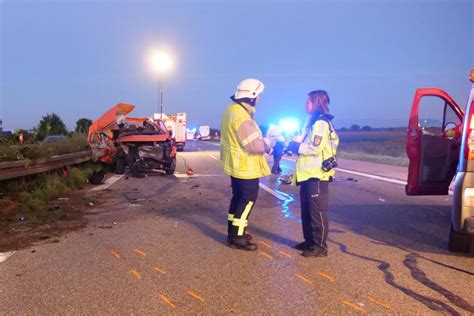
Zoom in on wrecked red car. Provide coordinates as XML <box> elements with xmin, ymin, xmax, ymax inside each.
<box><xmin>88</xmin><ymin>103</ymin><xmax>177</xmax><ymax>176</ymax></box>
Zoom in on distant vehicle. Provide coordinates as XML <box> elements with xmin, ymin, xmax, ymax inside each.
<box><xmin>89</xmin><ymin>104</ymin><xmax>177</xmax><ymax>175</ymax></box>
<box><xmin>43</xmin><ymin>135</ymin><xmax>68</xmax><ymax>143</ymax></box>
<box><xmin>186</xmin><ymin>128</ymin><xmax>196</xmax><ymax>141</ymax></box>
<box><xmin>0</xmin><ymin>130</ymin><xmax>14</xmax><ymax>136</ymax></box>
<box><xmin>198</xmin><ymin>125</ymin><xmax>210</xmax><ymax>141</ymax></box>
<box><xmin>406</xmin><ymin>69</ymin><xmax>474</xmax><ymax>253</ymax></box>
<box><xmin>160</xmin><ymin>113</ymin><xmax>187</xmax><ymax>151</ymax></box>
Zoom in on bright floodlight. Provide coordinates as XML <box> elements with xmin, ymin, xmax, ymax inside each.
<box><xmin>153</xmin><ymin>51</ymin><xmax>173</xmax><ymax>72</ymax></box>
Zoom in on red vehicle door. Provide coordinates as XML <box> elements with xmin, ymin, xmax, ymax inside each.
<box><xmin>406</xmin><ymin>89</ymin><xmax>464</xmax><ymax>195</ymax></box>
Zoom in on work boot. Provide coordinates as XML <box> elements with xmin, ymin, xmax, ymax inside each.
<box><xmin>227</xmin><ymin>233</ymin><xmax>252</xmax><ymax>243</ymax></box>
<box><xmin>228</xmin><ymin>237</ymin><xmax>258</xmax><ymax>251</ymax></box>
<box><xmin>301</xmin><ymin>248</ymin><xmax>328</xmax><ymax>257</ymax></box>
<box><xmin>293</xmin><ymin>241</ymin><xmax>311</xmax><ymax>250</ymax></box>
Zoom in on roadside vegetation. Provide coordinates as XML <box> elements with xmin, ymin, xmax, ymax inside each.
<box><xmin>0</xmin><ymin>163</ymin><xmax>102</xmax><ymax>251</ymax></box>
<box><xmin>0</xmin><ymin>113</ymin><xmax>91</xmax><ymax>162</ymax></box>
<box><xmin>336</xmin><ymin>129</ymin><xmax>408</xmax><ymax>166</ymax></box>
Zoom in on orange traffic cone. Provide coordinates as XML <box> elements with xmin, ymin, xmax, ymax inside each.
<box><xmin>186</xmin><ymin>167</ymin><xmax>194</xmax><ymax>176</ymax></box>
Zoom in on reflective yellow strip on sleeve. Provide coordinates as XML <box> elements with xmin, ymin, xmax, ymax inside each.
<box><xmin>240</xmin><ymin>132</ymin><xmax>260</xmax><ymax>147</ymax></box>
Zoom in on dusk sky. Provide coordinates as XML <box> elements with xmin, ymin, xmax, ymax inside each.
<box><xmin>1</xmin><ymin>0</ymin><xmax>473</xmax><ymax>131</ymax></box>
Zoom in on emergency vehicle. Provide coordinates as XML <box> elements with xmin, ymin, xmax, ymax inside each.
<box><xmin>158</xmin><ymin>112</ymin><xmax>187</xmax><ymax>151</ymax></box>
<box><xmin>406</xmin><ymin>70</ymin><xmax>474</xmax><ymax>253</ymax></box>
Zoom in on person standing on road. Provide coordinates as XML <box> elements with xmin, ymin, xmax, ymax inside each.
<box><xmin>266</xmin><ymin>124</ymin><xmax>285</xmax><ymax>174</ymax></box>
<box><xmin>220</xmin><ymin>78</ymin><xmax>275</xmax><ymax>251</ymax></box>
<box><xmin>287</xmin><ymin>90</ymin><xmax>339</xmax><ymax>257</ymax></box>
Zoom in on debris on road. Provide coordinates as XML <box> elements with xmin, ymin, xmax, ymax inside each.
<box><xmin>347</xmin><ymin>177</ymin><xmax>358</xmax><ymax>182</ymax></box>
<box><xmin>279</xmin><ymin>174</ymin><xmax>293</xmax><ymax>184</ymax></box>
<box><xmin>378</xmin><ymin>198</ymin><xmax>386</xmax><ymax>202</ymax></box>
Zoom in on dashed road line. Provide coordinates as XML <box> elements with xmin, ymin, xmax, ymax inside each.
<box><xmin>187</xmin><ymin>290</ymin><xmax>205</xmax><ymax>302</ymax></box>
<box><xmin>129</xmin><ymin>269</ymin><xmax>141</xmax><ymax>279</ymax></box>
<box><xmin>259</xmin><ymin>251</ymin><xmax>273</xmax><ymax>260</ymax></box>
<box><xmin>207</xmin><ymin>153</ymin><xmax>218</xmax><ymax>160</ymax></box>
<box><xmin>367</xmin><ymin>295</ymin><xmax>393</xmax><ymax>311</ymax></box>
<box><xmin>294</xmin><ymin>273</ymin><xmax>313</xmax><ymax>284</ymax></box>
<box><xmin>158</xmin><ymin>294</ymin><xmax>176</xmax><ymax>308</ymax></box>
<box><xmin>317</xmin><ymin>272</ymin><xmax>335</xmax><ymax>283</ymax></box>
<box><xmin>111</xmin><ymin>251</ymin><xmax>121</xmax><ymax>259</ymax></box>
<box><xmin>0</xmin><ymin>251</ymin><xmax>15</xmax><ymax>263</ymax></box>
<box><xmin>154</xmin><ymin>266</ymin><xmax>166</xmax><ymax>274</ymax></box>
<box><xmin>342</xmin><ymin>300</ymin><xmax>368</xmax><ymax>314</ymax></box>
<box><xmin>132</xmin><ymin>248</ymin><xmax>147</xmax><ymax>256</ymax></box>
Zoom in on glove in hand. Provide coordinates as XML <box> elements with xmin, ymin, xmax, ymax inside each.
<box><xmin>287</xmin><ymin>141</ymin><xmax>301</xmax><ymax>153</ymax></box>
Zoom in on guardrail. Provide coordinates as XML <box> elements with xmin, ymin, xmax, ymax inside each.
<box><xmin>0</xmin><ymin>151</ymin><xmax>91</xmax><ymax>181</ymax></box>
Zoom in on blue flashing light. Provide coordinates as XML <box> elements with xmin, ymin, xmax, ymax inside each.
<box><xmin>278</xmin><ymin>118</ymin><xmax>300</xmax><ymax>134</ymax></box>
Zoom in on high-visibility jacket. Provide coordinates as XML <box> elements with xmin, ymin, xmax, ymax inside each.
<box><xmin>220</xmin><ymin>102</ymin><xmax>271</xmax><ymax>179</ymax></box>
<box><xmin>292</xmin><ymin>116</ymin><xmax>339</xmax><ymax>184</ymax></box>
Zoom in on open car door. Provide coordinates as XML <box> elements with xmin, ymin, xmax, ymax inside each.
<box><xmin>406</xmin><ymin>89</ymin><xmax>464</xmax><ymax>195</ymax></box>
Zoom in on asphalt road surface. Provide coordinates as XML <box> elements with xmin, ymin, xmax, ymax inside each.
<box><xmin>1</xmin><ymin>141</ymin><xmax>473</xmax><ymax>315</ymax></box>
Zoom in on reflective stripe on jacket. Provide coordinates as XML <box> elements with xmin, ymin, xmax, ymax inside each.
<box><xmin>292</xmin><ymin>118</ymin><xmax>339</xmax><ymax>184</ymax></box>
<box><xmin>220</xmin><ymin>102</ymin><xmax>271</xmax><ymax>179</ymax></box>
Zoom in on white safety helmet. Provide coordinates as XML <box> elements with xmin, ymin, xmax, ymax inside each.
<box><xmin>234</xmin><ymin>78</ymin><xmax>265</xmax><ymax>100</ymax></box>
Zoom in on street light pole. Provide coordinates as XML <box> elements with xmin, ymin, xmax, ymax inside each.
<box><xmin>159</xmin><ymin>75</ymin><xmax>164</xmax><ymax>118</ymax></box>
<box><xmin>152</xmin><ymin>51</ymin><xmax>173</xmax><ymax>119</ymax></box>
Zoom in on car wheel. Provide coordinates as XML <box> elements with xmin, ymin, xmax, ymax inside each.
<box><xmin>115</xmin><ymin>157</ymin><xmax>126</xmax><ymax>175</ymax></box>
<box><xmin>165</xmin><ymin>157</ymin><xmax>176</xmax><ymax>175</ymax></box>
<box><xmin>448</xmin><ymin>225</ymin><xmax>473</xmax><ymax>253</ymax></box>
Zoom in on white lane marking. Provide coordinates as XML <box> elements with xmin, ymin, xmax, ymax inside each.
<box><xmin>90</xmin><ymin>174</ymin><xmax>125</xmax><ymax>192</ymax></box>
<box><xmin>207</xmin><ymin>153</ymin><xmax>218</xmax><ymax>160</ymax></box>
<box><xmin>259</xmin><ymin>183</ymin><xmax>289</xmax><ymax>201</ymax></box>
<box><xmin>0</xmin><ymin>251</ymin><xmax>15</xmax><ymax>263</ymax></box>
<box><xmin>206</xmin><ymin>142</ymin><xmax>220</xmax><ymax>147</ymax></box>
<box><xmin>283</xmin><ymin>156</ymin><xmax>454</xmax><ymax>195</ymax></box>
<box><xmin>174</xmin><ymin>173</ymin><xmax>189</xmax><ymax>178</ymax></box>
<box><xmin>174</xmin><ymin>173</ymin><xmax>225</xmax><ymax>179</ymax></box>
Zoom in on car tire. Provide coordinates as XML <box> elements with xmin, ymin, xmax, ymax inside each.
<box><xmin>165</xmin><ymin>157</ymin><xmax>176</xmax><ymax>175</ymax></box>
<box><xmin>115</xmin><ymin>157</ymin><xmax>126</xmax><ymax>175</ymax></box>
<box><xmin>448</xmin><ymin>225</ymin><xmax>473</xmax><ymax>253</ymax></box>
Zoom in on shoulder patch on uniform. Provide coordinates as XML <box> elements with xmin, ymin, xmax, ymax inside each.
<box><xmin>313</xmin><ymin>135</ymin><xmax>322</xmax><ymax>146</ymax></box>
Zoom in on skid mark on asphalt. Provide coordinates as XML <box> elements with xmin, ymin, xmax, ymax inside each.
<box><xmin>342</xmin><ymin>300</ymin><xmax>368</xmax><ymax>314</ymax></box>
<box><xmin>367</xmin><ymin>295</ymin><xmax>394</xmax><ymax>311</ymax></box>
<box><xmin>329</xmin><ymin>238</ymin><xmax>460</xmax><ymax>314</ymax></box>
<box><xmin>187</xmin><ymin>290</ymin><xmax>205</xmax><ymax>302</ymax></box>
<box><xmin>158</xmin><ymin>294</ymin><xmax>176</xmax><ymax>308</ymax></box>
<box><xmin>129</xmin><ymin>269</ymin><xmax>141</xmax><ymax>279</ymax></box>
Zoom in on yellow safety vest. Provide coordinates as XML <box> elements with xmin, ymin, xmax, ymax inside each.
<box><xmin>293</xmin><ymin>118</ymin><xmax>339</xmax><ymax>184</ymax></box>
<box><xmin>220</xmin><ymin>102</ymin><xmax>271</xmax><ymax>179</ymax></box>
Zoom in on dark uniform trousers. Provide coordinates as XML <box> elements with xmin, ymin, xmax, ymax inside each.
<box><xmin>228</xmin><ymin>177</ymin><xmax>259</xmax><ymax>239</ymax></box>
<box><xmin>300</xmin><ymin>178</ymin><xmax>329</xmax><ymax>252</ymax></box>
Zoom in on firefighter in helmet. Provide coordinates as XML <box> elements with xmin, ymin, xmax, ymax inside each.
<box><xmin>220</xmin><ymin>78</ymin><xmax>275</xmax><ymax>251</ymax></box>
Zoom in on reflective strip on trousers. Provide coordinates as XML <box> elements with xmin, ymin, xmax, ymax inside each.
<box><xmin>232</xmin><ymin>201</ymin><xmax>254</xmax><ymax>236</ymax></box>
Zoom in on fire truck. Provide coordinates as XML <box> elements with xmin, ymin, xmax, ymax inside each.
<box><xmin>406</xmin><ymin>70</ymin><xmax>474</xmax><ymax>253</ymax></box>
<box><xmin>159</xmin><ymin>113</ymin><xmax>187</xmax><ymax>151</ymax></box>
